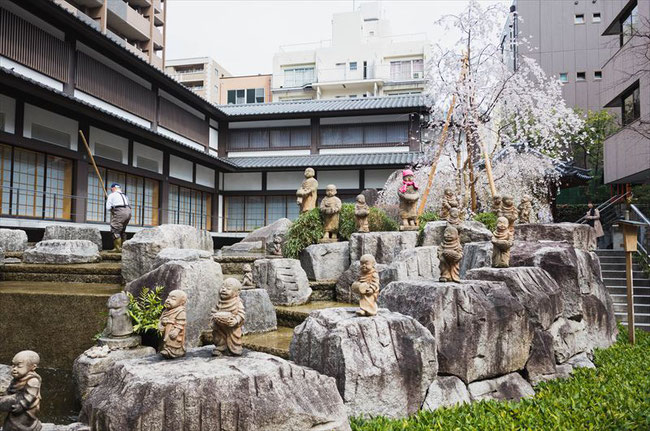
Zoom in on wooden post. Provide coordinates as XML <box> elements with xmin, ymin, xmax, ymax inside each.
<box><xmin>625</xmin><ymin>251</ymin><xmax>635</xmax><ymax>345</ymax></box>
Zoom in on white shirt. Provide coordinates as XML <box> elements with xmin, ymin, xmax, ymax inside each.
<box><xmin>106</xmin><ymin>190</ymin><xmax>130</xmax><ymax>210</ymax></box>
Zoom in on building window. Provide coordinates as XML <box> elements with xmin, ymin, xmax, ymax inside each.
<box><xmin>594</xmin><ymin>71</ymin><xmax>602</xmax><ymax>80</ymax></box>
<box><xmin>593</xmin><ymin>13</ymin><xmax>601</xmax><ymax>23</ymax></box>
<box><xmin>229</xmin><ymin>88</ymin><xmax>265</xmax><ymax>104</ymax></box>
<box><xmin>390</xmin><ymin>59</ymin><xmax>424</xmax><ymax>81</ymax></box>
<box><xmin>622</xmin><ymin>82</ymin><xmax>640</xmax><ymax>126</ymax></box>
<box><xmin>168</xmin><ymin>184</ymin><xmax>211</xmax><ymax>230</ymax></box>
<box><xmin>284</xmin><ymin>67</ymin><xmax>315</xmax><ymax>87</ymax></box>
<box><xmin>576</xmin><ymin>72</ymin><xmax>586</xmax><ymax>81</ymax></box>
<box><xmin>224</xmin><ymin>195</ymin><xmax>300</xmax><ymax>232</ymax></box>
<box><xmin>559</xmin><ymin>73</ymin><xmax>569</xmax><ymax>83</ymax></box>
<box><xmin>621</xmin><ymin>2</ymin><xmax>639</xmax><ymax>46</ymax></box>
<box><xmin>183</xmin><ymin>81</ymin><xmax>204</xmax><ymax>90</ymax></box>
<box><xmin>574</xmin><ymin>14</ymin><xmax>585</xmax><ymax>24</ymax></box>
<box><xmin>349</xmin><ymin>95</ymin><xmax>358</xmax><ymax>98</ymax></box>
<box><xmin>228</xmin><ymin>127</ymin><xmax>311</xmax><ymax>151</ymax></box>
<box><xmin>320</xmin><ymin>122</ymin><xmax>409</xmax><ymax>147</ymax></box>
<box><xmin>227</xmin><ymin>90</ymin><xmax>236</xmax><ymax>104</ymax></box>
<box><xmin>350</xmin><ymin>62</ymin><xmax>357</xmax><ymax>71</ymax></box>
<box><xmin>255</xmin><ymin>88</ymin><xmax>265</xmax><ymax>103</ymax></box>
<box><xmin>173</xmin><ymin>64</ymin><xmax>204</xmax><ymax>74</ymax></box>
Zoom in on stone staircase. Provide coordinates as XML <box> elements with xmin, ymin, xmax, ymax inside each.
<box><xmin>597</xmin><ymin>249</ymin><xmax>650</xmax><ymax>331</ymax></box>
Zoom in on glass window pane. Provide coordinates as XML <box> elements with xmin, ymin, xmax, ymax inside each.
<box><xmin>229</xmin><ymin>130</ymin><xmax>249</xmax><ymax>149</ymax></box>
<box><xmin>342</xmin><ymin>126</ymin><xmax>363</xmax><ymax>145</ymax></box>
<box><xmin>45</xmin><ymin>156</ymin><xmax>72</xmax><ymax>219</ymax></box>
<box><xmin>236</xmin><ymin>89</ymin><xmax>245</xmax><ymax>104</ymax></box>
<box><xmin>364</xmin><ymin>123</ymin><xmax>386</xmax><ymax>144</ymax></box>
<box><xmin>270</xmin><ymin>129</ymin><xmax>291</xmax><ymax>148</ymax></box>
<box><xmin>248</xmin><ymin>129</ymin><xmax>269</xmax><ymax>148</ymax></box>
<box><xmin>12</xmin><ymin>148</ymin><xmax>44</xmax><ymax>217</ymax></box>
<box><xmin>225</xmin><ymin>196</ymin><xmax>244</xmax><ymax>231</ymax></box>
<box><xmin>320</xmin><ymin>126</ymin><xmax>342</xmax><ymax>146</ymax></box>
<box><xmin>255</xmin><ymin>88</ymin><xmax>265</xmax><ymax>103</ymax></box>
<box><xmin>245</xmin><ymin>196</ymin><xmax>264</xmax><ymax>231</ymax></box>
<box><xmin>290</xmin><ymin>127</ymin><xmax>310</xmax><ymax>147</ymax></box>
<box><xmin>246</xmin><ymin>88</ymin><xmax>256</xmax><ymax>104</ymax></box>
<box><xmin>266</xmin><ymin>196</ymin><xmax>286</xmax><ymax>224</ymax></box>
<box><xmin>0</xmin><ymin>145</ymin><xmax>11</xmax><ymax>215</ymax></box>
<box><xmin>386</xmin><ymin>123</ymin><xmax>409</xmax><ymax>143</ymax></box>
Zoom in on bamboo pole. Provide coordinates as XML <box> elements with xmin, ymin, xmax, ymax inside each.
<box><xmin>78</xmin><ymin>130</ymin><xmax>108</xmax><ymax>199</ymax></box>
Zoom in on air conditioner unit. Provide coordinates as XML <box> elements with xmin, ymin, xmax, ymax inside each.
<box><xmin>413</xmin><ymin>72</ymin><xmax>423</xmax><ymax>79</ymax></box>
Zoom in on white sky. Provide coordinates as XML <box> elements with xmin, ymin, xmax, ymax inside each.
<box><xmin>165</xmin><ymin>0</ymin><xmax>509</xmax><ymax>76</ymax></box>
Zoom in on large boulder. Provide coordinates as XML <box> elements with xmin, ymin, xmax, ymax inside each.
<box><xmin>525</xmin><ymin>329</ymin><xmax>559</xmax><ymax>386</ymax></box>
<box><xmin>290</xmin><ymin>308</ymin><xmax>438</xmax><ymax>419</ymax></box>
<box><xmin>379</xmin><ymin>280</ymin><xmax>532</xmax><ymax>384</ymax></box>
<box><xmin>422</xmin><ymin>376</ymin><xmax>471</xmax><ymax>411</ymax></box>
<box><xmin>389</xmin><ymin>246</ymin><xmax>441</xmax><ymax>281</ymax></box>
<box><xmin>240</xmin><ymin>288</ymin><xmax>277</xmax><ymax>334</ymax></box>
<box><xmin>0</xmin><ymin>364</ymin><xmax>10</xmax><ymax>392</ymax></box>
<box><xmin>221</xmin><ymin>241</ymin><xmax>264</xmax><ymax>256</ymax></box>
<box><xmin>121</xmin><ymin>224</ymin><xmax>213</xmax><ymax>282</ymax></box>
<box><xmin>516</xmin><ymin>223</ymin><xmax>596</xmax><ymax>251</ymax></box>
<box><xmin>126</xmin><ymin>259</ymin><xmax>223</xmax><ymax>347</ymax></box>
<box><xmin>421</xmin><ymin>221</ymin><xmax>491</xmax><ymax>246</ymax></box>
<box><xmin>43</xmin><ymin>225</ymin><xmax>102</xmax><ymax>251</ymax></box>
<box><xmin>81</xmin><ymin>347</ymin><xmax>351</xmax><ymax>431</ymax></box>
<box><xmin>241</xmin><ymin>218</ymin><xmax>292</xmax><ymax>245</ymax></box>
<box><xmin>23</xmin><ymin>240</ymin><xmax>100</xmax><ymax>264</ymax></box>
<box><xmin>152</xmin><ymin>248</ymin><xmax>213</xmax><ymax>269</ymax></box>
<box><xmin>300</xmin><ymin>241</ymin><xmax>350</xmax><ymax>281</ymax></box>
<box><xmin>253</xmin><ymin>258</ymin><xmax>311</xmax><ymax>305</ymax></box>
<box><xmin>466</xmin><ymin>267</ymin><xmax>563</xmax><ymax>330</ymax></box>
<box><xmin>336</xmin><ymin>260</ymin><xmax>396</xmax><ymax>304</ymax></box>
<box><xmin>0</xmin><ymin>228</ymin><xmax>27</xmax><ymax>252</ymax></box>
<box><xmin>549</xmin><ymin>317</ymin><xmax>590</xmax><ymax>363</ymax></box>
<box><xmin>467</xmin><ymin>372</ymin><xmax>535</xmax><ymax>402</ymax></box>
<box><xmin>349</xmin><ymin>231</ymin><xmax>418</xmax><ymax>265</ymax></box>
<box><xmin>459</xmin><ymin>241</ymin><xmax>492</xmax><ymax>277</ymax></box>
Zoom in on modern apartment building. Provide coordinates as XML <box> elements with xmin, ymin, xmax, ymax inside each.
<box><xmin>0</xmin><ymin>0</ymin><xmax>427</xmax><ymax>237</ymax></box>
<box><xmin>219</xmin><ymin>74</ymin><xmax>272</xmax><ymax>105</ymax></box>
<box><xmin>501</xmin><ymin>0</ymin><xmax>618</xmax><ymax>113</ymax></box>
<box><xmin>165</xmin><ymin>57</ymin><xmax>231</xmax><ymax>104</ymax></box>
<box><xmin>53</xmin><ymin>0</ymin><xmax>166</xmax><ymax>69</ymax></box>
<box><xmin>271</xmin><ymin>2</ymin><xmax>428</xmax><ymax>101</ymax></box>
<box><xmin>600</xmin><ymin>0</ymin><xmax>650</xmax><ymax>184</ymax></box>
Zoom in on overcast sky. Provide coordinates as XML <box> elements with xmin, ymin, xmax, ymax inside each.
<box><xmin>165</xmin><ymin>0</ymin><xmax>509</xmax><ymax>76</ymax></box>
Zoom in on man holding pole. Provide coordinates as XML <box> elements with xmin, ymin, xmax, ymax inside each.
<box><xmin>106</xmin><ymin>183</ymin><xmax>131</xmax><ymax>252</ymax></box>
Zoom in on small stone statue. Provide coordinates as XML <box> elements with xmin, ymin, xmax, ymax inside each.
<box><xmin>0</xmin><ymin>350</ymin><xmax>42</xmax><ymax>431</ymax></box>
<box><xmin>320</xmin><ymin>184</ymin><xmax>342</xmax><ymax>243</ymax></box>
<box><xmin>241</xmin><ymin>263</ymin><xmax>254</xmax><ymax>289</ymax></box>
<box><xmin>351</xmin><ymin>254</ymin><xmax>380</xmax><ymax>316</ymax></box>
<box><xmin>518</xmin><ymin>195</ymin><xmax>533</xmax><ymax>224</ymax></box>
<box><xmin>355</xmin><ymin>194</ymin><xmax>370</xmax><ymax>233</ymax></box>
<box><xmin>211</xmin><ymin>278</ymin><xmax>246</xmax><ymax>356</ymax></box>
<box><xmin>159</xmin><ymin>290</ymin><xmax>187</xmax><ymax>359</ymax></box>
<box><xmin>398</xmin><ymin>169</ymin><xmax>420</xmax><ymax>231</ymax></box>
<box><xmin>438</xmin><ymin>226</ymin><xmax>463</xmax><ymax>283</ymax></box>
<box><xmin>102</xmin><ymin>292</ymin><xmax>133</xmax><ymax>338</ymax></box>
<box><xmin>492</xmin><ymin>216</ymin><xmax>514</xmax><ymax>268</ymax></box>
<box><xmin>270</xmin><ymin>234</ymin><xmax>283</xmax><ymax>256</ymax></box>
<box><xmin>296</xmin><ymin>167</ymin><xmax>319</xmax><ymax>214</ymax></box>
<box><xmin>491</xmin><ymin>194</ymin><xmax>502</xmax><ymax>214</ymax></box>
<box><xmin>447</xmin><ymin>207</ymin><xmax>462</xmax><ymax>227</ymax></box>
<box><xmin>441</xmin><ymin>188</ymin><xmax>460</xmax><ymax>220</ymax></box>
<box><xmin>498</xmin><ymin>195</ymin><xmax>519</xmax><ymax>234</ymax></box>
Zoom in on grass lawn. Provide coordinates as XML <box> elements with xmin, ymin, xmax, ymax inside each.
<box><xmin>351</xmin><ymin>326</ymin><xmax>650</xmax><ymax>431</ymax></box>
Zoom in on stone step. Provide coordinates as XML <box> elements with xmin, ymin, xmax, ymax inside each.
<box><xmin>603</xmin><ymin>277</ymin><xmax>650</xmax><ymax>287</ymax></box>
<box><xmin>275</xmin><ymin>301</ymin><xmax>355</xmax><ymax>328</ymax></box>
<box><xmin>611</xmin><ymin>294</ymin><xmax>650</xmax><ymax>305</ymax></box>
<box><xmin>614</xmin><ymin>312</ymin><xmax>650</xmax><ymax>324</ymax></box>
<box><xmin>598</xmin><ymin>256</ymin><xmax>627</xmax><ymax>264</ymax></box>
<box><xmin>1</xmin><ymin>262</ymin><xmax>123</xmax><ymax>284</ymax></box>
<box><xmin>614</xmin><ymin>303</ymin><xmax>650</xmax><ymax>314</ymax></box>
<box><xmin>600</xmin><ymin>263</ymin><xmax>643</xmax><ymax>271</ymax></box>
<box><xmin>619</xmin><ymin>321</ymin><xmax>650</xmax><ymax>330</ymax></box>
<box><xmin>602</xmin><ymin>270</ymin><xmax>647</xmax><ymax>279</ymax></box>
<box><xmin>595</xmin><ymin>249</ymin><xmax>625</xmax><ymax>256</ymax></box>
<box><xmin>608</xmin><ymin>286</ymin><xmax>650</xmax><ymax>296</ymax></box>
<box><xmin>214</xmin><ymin>255</ymin><xmax>259</xmax><ymax>275</ymax></box>
<box><xmin>100</xmin><ymin>251</ymin><xmax>122</xmax><ymax>261</ymax></box>
<box><xmin>309</xmin><ymin>280</ymin><xmax>336</xmax><ymax>301</ymax></box>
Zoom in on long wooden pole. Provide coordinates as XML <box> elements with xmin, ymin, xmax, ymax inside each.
<box><xmin>78</xmin><ymin>130</ymin><xmax>108</xmax><ymax>199</ymax></box>
<box><xmin>625</xmin><ymin>250</ymin><xmax>636</xmax><ymax>344</ymax></box>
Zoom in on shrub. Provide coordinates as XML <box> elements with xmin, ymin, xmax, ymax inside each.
<box><xmin>351</xmin><ymin>325</ymin><xmax>650</xmax><ymax>431</ymax></box>
<box><xmin>282</xmin><ymin>208</ymin><xmax>324</xmax><ymax>259</ymax></box>
<box><xmin>556</xmin><ymin>204</ymin><xmax>589</xmax><ymax>223</ymax></box>
<box><xmin>338</xmin><ymin>203</ymin><xmax>357</xmax><ymax>241</ymax></box>
<box><xmin>368</xmin><ymin>206</ymin><xmax>399</xmax><ymax>232</ymax></box>
<box><xmin>473</xmin><ymin>212</ymin><xmax>498</xmax><ymax>231</ymax></box>
<box><xmin>127</xmin><ymin>286</ymin><xmax>165</xmax><ymax>335</ymax></box>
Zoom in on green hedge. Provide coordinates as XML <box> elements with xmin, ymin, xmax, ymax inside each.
<box><xmin>351</xmin><ymin>326</ymin><xmax>650</xmax><ymax>431</ymax></box>
<box><xmin>473</xmin><ymin>212</ymin><xmax>498</xmax><ymax>231</ymax></box>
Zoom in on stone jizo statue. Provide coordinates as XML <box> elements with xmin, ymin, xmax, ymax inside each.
<box><xmin>447</xmin><ymin>207</ymin><xmax>462</xmax><ymax>227</ymax></box>
<box><xmin>159</xmin><ymin>290</ymin><xmax>187</xmax><ymax>359</ymax></box>
<box><xmin>351</xmin><ymin>254</ymin><xmax>380</xmax><ymax>317</ymax></box>
<box><xmin>355</xmin><ymin>194</ymin><xmax>370</xmax><ymax>233</ymax></box>
<box><xmin>438</xmin><ymin>226</ymin><xmax>463</xmax><ymax>283</ymax></box>
<box><xmin>320</xmin><ymin>184</ymin><xmax>342</xmax><ymax>243</ymax></box>
<box><xmin>0</xmin><ymin>350</ymin><xmax>42</xmax><ymax>431</ymax></box>
<box><xmin>492</xmin><ymin>216</ymin><xmax>514</xmax><ymax>268</ymax></box>
<box><xmin>398</xmin><ymin>169</ymin><xmax>420</xmax><ymax>231</ymax></box>
<box><xmin>518</xmin><ymin>195</ymin><xmax>533</xmax><ymax>224</ymax></box>
<box><xmin>498</xmin><ymin>195</ymin><xmax>519</xmax><ymax>234</ymax></box>
<box><xmin>102</xmin><ymin>292</ymin><xmax>133</xmax><ymax>338</ymax></box>
<box><xmin>270</xmin><ymin>234</ymin><xmax>283</xmax><ymax>256</ymax></box>
<box><xmin>211</xmin><ymin>278</ymin><xmax>246</xmax><ymax>356</ymax></box>
<box><xmin>241</xmin><ymin>263</ymin><xmax>254</xmax><ymax>289</ymax></box>
<box><xmin>491</xmin><ymin>194</ymin><xmax>502</xmax><ymax>214</ymax></box>
<box><xmin>441</xmin><ymin>188</ymin><xmax>460</xmax><ymax>220</ymax></box>
<box><xmin>296</xmin><ymin>167</ymin><xmax>319</xmax><ymax>214</ymax></box>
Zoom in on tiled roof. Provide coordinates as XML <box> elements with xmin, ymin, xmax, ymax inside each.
<box><xmin>227</xmin><ymin>151</ymin><xmax>422</xmax><ymax>169</ymax></box>
<box><xmin>217</xmin><ymin>95</ymin><xmax>426</xmax><ymax>117</ymax></box>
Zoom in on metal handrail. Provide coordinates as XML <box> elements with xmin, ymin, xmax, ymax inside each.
<box><xmin>631</xmin><ymin>204</ymin><xmax>650</xmax><ymax>226</ymax></box>
<box><xmin>576</xmin><ymin>191</ymin><xmax>631</xmax><ymax>224</ymax></box>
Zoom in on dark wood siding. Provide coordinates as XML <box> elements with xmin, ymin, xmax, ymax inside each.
<box><xmin>0</xmin><ymin>8</ymin><xmax>70</xmax><ymax>82</ymax></box>
<box><xmin>75</xmin><ymin>52</ymin><xmax>155</xmax><ymax>121</ymax></box>
<box><xmin>158</xmin><ymin>97</ymin><xmax>208</xmax><ymax>146</ymax></box>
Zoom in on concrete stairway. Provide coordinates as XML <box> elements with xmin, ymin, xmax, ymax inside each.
<box><xmin>597</xmin><ymin>249</ymin><xmax>650</xmax><ymax>331</ymax></box>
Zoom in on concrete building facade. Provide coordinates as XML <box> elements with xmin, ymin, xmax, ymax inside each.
<box><xmin>271</xmin><ymin>2</ymin><xmax>428</xmax><ymax>101</ymax></box>
<box><xmin>54</xmin><ymin>0</ymin><xmax>166</xmax><ymax>68</ymax></box>
<box><xmin>218</xmin><ymin>74</ymin><xmax>272</xmax><ymax>105</ymax></box>
<box><xmin>165</xmin><ymin>57</ymin><xmax>231</xmax><ymax>105</ymax></box>
<box><xmin>601</xmin><ymin>0</ymin><xmax>650</xmax><ymax>184</ymax></box>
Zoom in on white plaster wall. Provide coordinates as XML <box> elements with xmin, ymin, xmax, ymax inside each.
<box><xmin>365</xmin><ymin>169</ymin><xmax>395</xmax><ymax>189</ymax></box>
<box><xmin>196</xmin><ymin>164</ymin><xmax>215</xmax><ymax>188</ymax></box>
<box><xmin>223</xmin><ymin>172</ymin><xmax>262</xmax><ymax>191</ymax></box>
<box><xmin>318</xmin><ymin>170</ymin><xmax>359</xmax><ymax>189</ymax></box>
<box><xmin>227</xmin><ymin>149</ymin><xmax>311</xmax><ymax>158</ymax></box>
<box><xmin>319</xmin><ymin>146</ymin><xmax>409</xmax><ymax>154</ymax></box>
<box><xmin>0</xmin><ymin>57</ymin><xmax>63</xmax><ymax>91</ymax></box>
<box><xmin>0</xmin><ymin>93</ymin><xmax>16</xmax><ymax>133</ymax></box>
<box><xmin>23</xmin><ymin>103</ymin><xmax>78</xmax><ymax>150</ymax></box>
<box><xmin>320</xmin><ymin>114</ymin><xmax>410</xmax><ymax>125</ymax></box>
<box><xmin>209</xmin><ymin>127</ymin><xmax>219</xmax><ymax>151</ymax></box>
<box><xmin>133</xmin><ymin>142</ymin><xmax>163</xmax><ymax>173</ymax></box>
<box><xmin>89</xmin><ymin>126</ymin><xmax>129</xmax><ymax>164</ymax></box>
<box><xmin>228</xmin><ymin>119</ymin><xmax>310</xmax><ymax>129</ymax></box>
<box><xmin>267</xmin><ymin>171</ymin><xmax>305</xmax><ymax>190</ymax></box>
<box><xmin>218</xmin><ymin>194</ymin><xmax>224</xmax><ymax>232</ymax></box>
<box><xmin>169</xmin><ymin>155</ymin><xmax>194</xmax><ymax>182</ymax></box>
<box><xmin>75</xmin><ymin>90</ymin><xmax>151</xmax><ymax>128</ymax></box>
